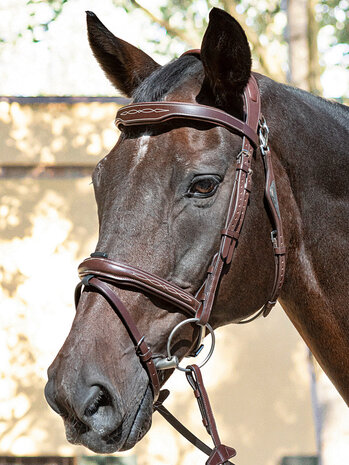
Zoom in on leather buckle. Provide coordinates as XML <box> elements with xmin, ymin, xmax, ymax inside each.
<box><xmin>81</xmin><ymin>274</ymin><xmax>94</xmax><ymax>286</ymax></box>
<box><xmin>271</xmin><ymin>230</ymin><xmax>278</xmax><ymax>248</ymax></box>
<box><xmin>90</xmin><ymin>251</ymin><xmax>108</xmax><ymax>258</ymax></box>
<box><xmin>135</xmin><ymin>336</ymin><xmax>146</xmax><ymax>356</ymax></box>
<box><xmin>221</xmin><ymin>228</ymin><xmax>240</xmax><ymax>241</ymax></box>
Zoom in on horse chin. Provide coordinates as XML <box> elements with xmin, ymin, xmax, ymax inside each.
<box><xmin>65</xmin><ymin>430</ymin><xmax>119</xmax><ymax>454</ymax></box>
<box><xmin>120</xmin><ymin>384</ymin><xmax>153</xmax><ymax>451</ymax></box>
<box><xmin>64</xmin><ymin>385</ymin><xmax>153</xmax><ymax>454</ymax></box>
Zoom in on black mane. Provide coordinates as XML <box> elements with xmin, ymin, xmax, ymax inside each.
<box><xmin>132</xmin><ymin>55</ymin><xmax>203</xmax><ymax>102</ymax></box>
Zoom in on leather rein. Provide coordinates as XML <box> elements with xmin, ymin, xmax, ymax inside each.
<box><xmin>75</xmin><ymin>60</ymin><xmax>286</xmax><ymax>464</ymax></box>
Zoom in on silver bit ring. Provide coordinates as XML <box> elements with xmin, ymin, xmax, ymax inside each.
<box><xmin>166</xmin><ymin>318</ymin><xmax>215</xmax><ymax>372</ymax></box>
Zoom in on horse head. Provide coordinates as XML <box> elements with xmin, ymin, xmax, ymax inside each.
<box><xmin>45</xmin><ymin>8</ymin><xmax>278</xmax><ymax>453</ymax></box>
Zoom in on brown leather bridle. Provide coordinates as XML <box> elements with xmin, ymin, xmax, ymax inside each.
<box><xmin>75</xmin><ymin>59</ymin><xmax>286</xmax><ymax>464</ymax></box>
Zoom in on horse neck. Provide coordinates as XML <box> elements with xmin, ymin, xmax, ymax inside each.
<box><xmin>258</xmin><ymin>75</ymin><xmax>349</xmax><ymax>404</ymax></box>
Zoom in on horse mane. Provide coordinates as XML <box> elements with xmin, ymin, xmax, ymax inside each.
<box><xmin>132</xmin><ymin>52</ymin><xmax>349</xmax><ymax>147</ymax></box>
<box><xmin>289</xmin><ymin>84</ymin><xmax>349</xmax><ymax>124</ymax></box>
<box><xmin>132</xmin><ymin>55</ymin><xmax>203</xmax><ymax>102</ymax></box>
<box><xmin>259</xmin><ymin>74</ymin><xmax>349</xmax><ymax>125</ymax></box>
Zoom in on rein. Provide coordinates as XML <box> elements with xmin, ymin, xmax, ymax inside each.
<box><xmin>75</xmin><ymin>59</ymin><xmax>286</xmax><ymax>464</ymax></box>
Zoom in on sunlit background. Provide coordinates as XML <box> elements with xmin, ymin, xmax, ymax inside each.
<box><xmin>1</xmin><ymin>1</ymin><xmax>348</xmax><ymax>465</ymax></box>
<box><xmin>0</xmin><ymin>0</ymin><xmax>348</xmax><ymax>98</ymax></box>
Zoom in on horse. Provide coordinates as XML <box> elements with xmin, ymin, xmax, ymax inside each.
<box><xmin>45</xmin><ymin>7</ymin><xmax>349</xmax><ymax>457</ymax></box>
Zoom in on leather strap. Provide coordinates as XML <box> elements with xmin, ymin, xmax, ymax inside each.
<box><xmin>261</xmin><ymin>143</ymin><xmax>287</xmax><ymax>316</ymax></box>
<box><xmin>180</xmin><ymin>49</ymin><xmax>201</xmax><ymax>57</ymax></box>
<box><xmin>75</xmin><ymin>276</ymin><xmax>161</xmax><ymax>401</ymax></box>
<box><xmin>194</xmin><ymin>75</ymin><xmax>261</xmax><ymax>326</ymax></box>
<box><xmin>154</xmin><ymin>392</ymin><xmax>235</xmax><ymax>464</ymax></box>
<box><xmin>154</xmin><ymin>398</ymin><xmax>214</xmax><ymax>457</ymax></box>
<box><xmin>78</xmin><ymin>257</ymin><xmax>200</xmax><ymax>317</ymax></box>
<box><xmin>186</xmin><ymin>365</ymin><xmax>237</xmax><ymax>465</ymax></box>
<box><xmin>115</xmin><ymin>101</ymin><xmax>259</xmax><ymax>148</ymax></box>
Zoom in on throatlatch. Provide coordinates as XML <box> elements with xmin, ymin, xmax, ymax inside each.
<box><xmin>75</xmin><ymin>53</ymin><xmax>286</xmax><ymax>464</ymax></box>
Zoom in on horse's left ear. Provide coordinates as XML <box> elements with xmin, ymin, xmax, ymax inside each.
<box><xmin>86</xmin><ymin>11</ymin><xmax>160</xmax><ymax>97</ymax></box>
<box><xmin>200</xmin><ymin>8</ymin><xmax>252</xmax><ymax>106</ymax></box>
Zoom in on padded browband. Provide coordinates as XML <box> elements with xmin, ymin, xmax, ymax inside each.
<box><xmin>115</xmin><ymin>101</ymin><xmax>259</xmax><ymax>148</ymax></box>
<box><xmin>78</xmin><ymin>257</ymin><xmax>200</xmax><ymax>316</ymax></box>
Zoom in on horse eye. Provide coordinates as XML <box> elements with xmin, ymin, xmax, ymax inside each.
<box><xmin>188</xmin><ymin>176</ymin><xmax>221</xmax><ymax>198</ymax></box>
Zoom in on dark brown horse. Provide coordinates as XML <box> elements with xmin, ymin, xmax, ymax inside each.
<box><xmin>45</xmin><ymin>7</ymin><xmax>349</xmax><ymax>455</ymax></box>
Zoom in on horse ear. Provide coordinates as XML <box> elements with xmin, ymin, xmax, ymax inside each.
<box><xmin>200</xmin><ymin>8</ymin><xmax>252</xmax><ymax>107</ymax></box>
<box><xmin>86</xmin><ymin>11</ymin><xmax>160</xmax><ymax>97</ymax></box>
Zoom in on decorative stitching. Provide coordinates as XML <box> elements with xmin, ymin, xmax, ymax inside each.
<box><xmin>120</xmin><ymin>108</ymin><xmax>170</xmax><ymax>116</ymax></box>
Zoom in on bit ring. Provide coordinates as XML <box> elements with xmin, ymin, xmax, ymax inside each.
<box><xmin>167</xmin><ymin>318</ymin><xmax>215</xmax><ymax>372</ymax></box>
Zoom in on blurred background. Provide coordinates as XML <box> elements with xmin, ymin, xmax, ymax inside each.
<box><xmin>0</xmin><ymin>1</ymin><xmax>348</xmax><ymax>465</ymax></box>
<box><xmin>1</xmin><ymin>0</ymin><xmax>348</xmax><ymax>98</ymax></box>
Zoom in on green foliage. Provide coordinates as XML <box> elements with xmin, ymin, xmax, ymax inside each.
<box><xmin>25</xmin><ymin>0</ymin><xmax>69</xmax><ymax>42</ymax></box>
<box><xmin>3</xmin><ymin>0</ymin><xmax>348</xmax><ymax>96</ymax></box>
<box><xmin>8</xmin><ymin>0</ymin><xmax>349</xmax><ymax>54</ymax></box>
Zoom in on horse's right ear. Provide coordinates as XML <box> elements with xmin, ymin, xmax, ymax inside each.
<box><xmin>200</xmin><ymin>8</ymin><xmax>252</xmax><ymax>108</ymax></box>
<box><xmin>86</xmin><ymin>11</ymin><xmax>160</xmax><ymax>97</ymax></box>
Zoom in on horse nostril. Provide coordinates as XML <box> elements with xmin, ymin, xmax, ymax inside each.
<box><xmin>84</xmin><ymin>385</ymin><xmax>113</xmax><ymax>418</ymax></box>
<box><xmin>45</xmin><ymin>376</ymin><xmax>121</xmax><ymax>439</ymax></box>
<box><xmin>44</xmin><ymin>379</ymin><xmax>65</xmax><ymax>415</ymax></box>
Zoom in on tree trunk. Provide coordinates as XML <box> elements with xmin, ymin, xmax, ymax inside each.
<box><xmin>307</xmin><ymin>0</ymin><xmax>322</xmax><ymax>93</ymax></box>
<box><xmin>287</xmin><ymin>0</ymin><xmax>309</xmax><ymax>90</ymax></box>
<box><xmin>287</xmin><ymin>0</ymin><xmax>322</xmax><ymax>92</ymax></box>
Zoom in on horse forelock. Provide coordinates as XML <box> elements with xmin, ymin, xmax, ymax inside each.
<box><xmin>132</xmin><ymin>55</ymin><xmax>203</xmax><ymax>102</ymax></box>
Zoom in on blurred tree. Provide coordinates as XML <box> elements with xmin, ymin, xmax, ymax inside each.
<box><xmin>287</xmin><ymin>0</ymin><xmax>310</xmax><ymax>90</ymax></box>
<box><xmin>124</xmin><ymin>0</ymin><xmax>285</xmax><ymax>80</ymax></box>
<box><xmin>4</xmin><ymin>0</ymin><xmax>349</xmax><ymax>97</ymax></box>
<box><xmin>317</xmin><ymin>0</ymin><xmax>348</xmax><ymax>44</ymax></box>
<box><xmin>287</xmin><ymin>0</ymin><xmax>322</xmax><ymax>93</ymax></box>
<box><xmin>308</xmin><ymin>0</ymin><xmax>322</xmax><ymax>93</ymax></box>
<box><xmin>19</xmin><ymin>0</ymin><xmax>69</xmax><ymax>42</ymax></box>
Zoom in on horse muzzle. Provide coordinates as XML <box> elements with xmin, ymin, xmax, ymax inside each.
<box><xmin>45</xmin><ymin>368</ymin><xmax>153</xmax><ymax>453</ymax></box>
